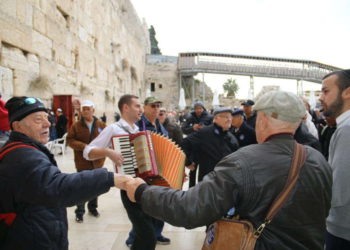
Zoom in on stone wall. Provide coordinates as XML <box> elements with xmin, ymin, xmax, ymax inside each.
<box><xmin>0</xmin><ymin>0</ymin><xmax>149</xmax><ymax>120</ymax></box>
<box><xmin>145</xmin><ymin>55</ymin><xmax>179</xmax><ymax>110</ymax></box>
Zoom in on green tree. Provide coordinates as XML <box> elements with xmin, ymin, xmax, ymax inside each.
<box><xmin>223</xmin><ymin>78</ymin><xmax>239</xmax><ymax>97</ymax></box>
<box><xmin>149</xmin><ymin>25</ymin><xmax>161</xmax><ymax>55</ymax></box>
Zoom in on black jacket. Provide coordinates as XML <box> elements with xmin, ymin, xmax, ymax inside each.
<box><xmin>181</xmin><ymin>111</ymin><xmax>213</xmax><ymax>135</ymax></box>
<box><xmin>231</xmin><ymin>121</ymin><xmax>257</xmax><ymax>147</ymax></box>
<box><xmin>0</xmin><ymin>132</ymin><xmax>114</xmax><ymax>250</ymax></box>
<box><xmin>294</xmin><ymin>122</ymin><xmax>322</xmax><ymax>152</ymax></box>
<box><xmin>181</xmin><ymin>124</ymin><xmax>239</xmax><ymax>181</ymax></box>
<box><xmin>137</xmin><ymin>134</ymin><xmax>332</xmax><ymax>250</ymax></box>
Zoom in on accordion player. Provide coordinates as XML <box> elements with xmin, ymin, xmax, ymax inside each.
<box><xmin>112</xmin><ymin>130</ymin><xmax>186</xmax><ymax>190</ymax></box>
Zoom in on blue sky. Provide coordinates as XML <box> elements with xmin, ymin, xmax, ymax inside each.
<box><xmin>131</xmin><ymin>0</ymin><xmax>350</xmax><ymax>98</ymax></box>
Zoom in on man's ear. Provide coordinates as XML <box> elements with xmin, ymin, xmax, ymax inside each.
<box><xmin>11</xmin><ymin>121</ymin><xmax>21</xmax><ymax>131</ymax></box>
<box><xmin>342</xmin><ymin>86</ymin><xmax>350</xmax><ymax>100</ymax></box>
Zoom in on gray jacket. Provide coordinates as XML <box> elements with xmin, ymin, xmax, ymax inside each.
<box><xmin>137</xmin><ymin>134</ymin><xmax>332</xmax><ymax>250</ymax></box>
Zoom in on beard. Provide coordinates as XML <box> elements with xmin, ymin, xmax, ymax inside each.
<box><xmin>322</xmin><ymin>94</ymin><xmax>344</xmax><ymax>118</ymax></box>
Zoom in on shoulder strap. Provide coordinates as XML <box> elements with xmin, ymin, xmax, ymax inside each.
<box><xmin>0</xmin><ymin>142</ymin><xmax>37</xmax><ymax>160</ymax></box>
<box><xmin>255</xmin><ymin>142</ymin><xmax>306</xmax><ymax>237</ymax></box>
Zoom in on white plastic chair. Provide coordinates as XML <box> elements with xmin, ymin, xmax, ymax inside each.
<box><xmin>45</xmin><ymin>141</ymin><xmax>54</xmax><ymax>151</ymax></box>
<box><xmin>51</xmin><ymin>133</ymin><xmax>67</xmax><ymax>156</ymax></box>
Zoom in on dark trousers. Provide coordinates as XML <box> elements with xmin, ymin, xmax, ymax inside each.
<box><xmin>326</xmin><ymin>231</ymin><xmax>350</xmax><ymax>250</ymax></box>
<box><xmin>121</xmin><ymin>190</ymin><xmax>156</xmax><ymax>250</ymax></box>
<box><xmin>188</xmin><ymin>164</ymin><xmax>197</xmax><ymax>188</ymax></box>
<box><xmin>75</xmin><ymin>197</ymin><xmax>98</xmax><ymax>216</ymax></box>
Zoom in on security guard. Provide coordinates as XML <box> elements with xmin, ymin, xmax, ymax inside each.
<box><xmin>231</xmin><ymin>108</ymin><xmax>257</xmax><ymax>147</ymax></box>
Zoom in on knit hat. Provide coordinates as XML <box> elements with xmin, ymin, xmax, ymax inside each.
<box><xmin>193</xmin><ymin>101</ymin><xmax>205</xmax><ymax>109</ymax></box>
<box><xmin>5</xmin><ymin>96</ymin><xmax>47</xmax><ymax>124</ymax></box>
<box><xmin>254</xmin><ymin>91</ymin><xmax>306</xmax><ymax>123</ymax></box>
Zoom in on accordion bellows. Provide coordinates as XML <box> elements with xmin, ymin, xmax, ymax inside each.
<box><xmin>112</xmin><ymin>131</ymin><xmax>186</xmax><ymax>190</ymax></box>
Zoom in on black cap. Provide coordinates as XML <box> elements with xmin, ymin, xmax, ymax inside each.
<box><xmin>5</xmin><ymin>96</ymin><xmax>47</xmax><ymax>124</ymax></box>
<box><xmin>241</xmin><ymin>99</ymin><xmax>255</xmax><ymax>106</ymax></box>
<box><xmin>232</xmin><ymin>108</ymin><xmax>244</xmax><ymax>116</ymax></box>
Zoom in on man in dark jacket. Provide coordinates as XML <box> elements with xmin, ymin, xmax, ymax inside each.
<box><xmin>181</xmin><ymin>101</ymin><xmax>213</xmax><ymax>187</ymax></box>
<box><xmin>56</xmin><ymin>108</ymin><xmax>68</xmax><ymax>138</ymax></box>
<box><xmin>181</xmin><ymin>107</ymin><xmax>239</xmax><ymax>182</ymax></box>
<box><xmin>230</xmin><ymin>108</ymin><xmax>257</xmax><ymax>147</ymax></box>
<box><xmin>0</xmin><ymin>96</ymin><xmax>123</xmax><ymax>250</ymax></box>
<box><xmin>120</xmin><ymin>91</ymin><xmax>332</xmax><ymax>250</ymax></box>
<box><xmin>67</xmin><ymin>100</ymin><xmax>106</xmax><ymax>223</ymax></box>
<box><xmin>241</xmin><ymin>99</ymin><xmax>257</xmax><ymax>128</ymax></box>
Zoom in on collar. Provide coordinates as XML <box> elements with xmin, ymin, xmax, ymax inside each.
<box><xmin>336</xmin><ymin>109</ymin><xmax>350</xmax><ymax>128</ymax></box>
<box><xmin>263</xmin><ymin>133</ymin><xmax>294</xmax><ymax>142</ymax></box>
<box><xmin>213</xmin><ymin>123</ymin><xmax>228</xmax><ymax>135</ymax></box>
<box><xmin>119</xmin><ymin>118</ymin><xmax>139</xmax><ymax>133</ymax></box>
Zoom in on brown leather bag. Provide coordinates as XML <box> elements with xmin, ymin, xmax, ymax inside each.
<box><xmin>202</xmin><ymin>143</ymin><xmax>306</xmax><ymax>250</ymax></box>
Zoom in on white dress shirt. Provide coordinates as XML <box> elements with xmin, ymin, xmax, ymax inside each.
<box><xmin>83</xmin><ymin>118</ymin><xmax>139</xmax><ymax>160</ymax></box>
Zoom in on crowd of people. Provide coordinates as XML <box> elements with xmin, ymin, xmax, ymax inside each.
<box><xmin>0</xmin><ymin>69</ymin><xmax>349</xmax><ymax>250</ymax></box>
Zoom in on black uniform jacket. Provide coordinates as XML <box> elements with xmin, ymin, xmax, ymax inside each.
<box><xmin>181</xmin><ymin>123</ymin><xmax>239</xmax><ymax>181</ymax></box>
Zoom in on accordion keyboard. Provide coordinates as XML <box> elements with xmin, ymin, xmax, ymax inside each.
<box><xmin>113</xmin><ymin>136</ymin><xmax>136</xmax><ymax>177</ymax></box>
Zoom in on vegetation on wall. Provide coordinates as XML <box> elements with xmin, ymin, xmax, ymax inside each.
<box><xmin>149</xmin><ymin>25</ymin><xmax>161</xmax><ymax>55</ymax></box>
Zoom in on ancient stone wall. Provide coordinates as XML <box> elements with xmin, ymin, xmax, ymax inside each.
<box><xmin>0</xmin><ymin>0</ymin><xmax>149</xmax><ymax>120</ymax></box>
<box><xmin>145</xmin><ymin>55</ymin><xmax>179</xmax><ymax>110</ymax></box>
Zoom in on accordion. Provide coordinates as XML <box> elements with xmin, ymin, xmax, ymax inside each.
<box><xmin>112</xmin><ymin>131</ymin><xmax>186</xmax><ymax>189</ymax></box>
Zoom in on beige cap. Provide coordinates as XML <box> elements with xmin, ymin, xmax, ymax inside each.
<box><xmin>254</xmin><ymin>90</ymin><xmax>306</xmax><ymax>123</ymax></box>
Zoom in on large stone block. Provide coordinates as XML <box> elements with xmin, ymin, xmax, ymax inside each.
<box><xmin>0</xmin><ymin>0</ymin><xmax>16</xmax><ymax>19</ymax></box>
<box><xmin>0</xmin><ymin>66</ymin><xmax>14</xmax><ymax>100</ymax></box>
<box><xmin>16</xmin><ymin>0</ymin><xmax>33</xmax><ymax>27</ymax></box>
<box><xmin>0</xmin><ymin>44</ymin><xmax>28</xmax><ymax>71</ymax></box>
<box><xmin>32</xmin><ymin>7</ymin><xmax>46</xmax><ymax>34</ymax></box>
<box><xmin>53</xmin><ymin>43</ymin><xmax>72</xmax><ymax>68</ymax></box>
<box><xmin>0</xmin><ymin>11</ymin><xmax>32</xmax><ymax>51</ymax></box>
<box><xmin>39</xmin><ymin>57</ymin><xmax>57</xmax><ymax>79</ymax></box>
<box><xmin>31</xmin><ymin>30</ymin><xmax>52</xmax><ymax>60</ymax></box>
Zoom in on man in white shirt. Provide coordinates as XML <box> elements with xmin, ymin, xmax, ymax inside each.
<box><xmin>83</xmin><ymin>94</ymin><xmax>158</xmax><ymax>250</ymax></box>
<box><xmin>320</xmin><ymin>69</ymin><xmax>350</xmax><ymax>250</ymax></box>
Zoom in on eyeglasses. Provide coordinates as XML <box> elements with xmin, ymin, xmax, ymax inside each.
<box><xmin>150</xmin><ymin>104</ymin><xmax>161</xmax><ymax>108</ymax></box>
<box><xmin>159</xmin><ymin>112</ymin><xmax>165</xmax><ymax>116</ymax></box>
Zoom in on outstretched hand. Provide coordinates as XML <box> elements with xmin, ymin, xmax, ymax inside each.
<box><xmin>114</xmin><ymin>174</ymin><xmax>133</xmax><ymax>189</ymax></box>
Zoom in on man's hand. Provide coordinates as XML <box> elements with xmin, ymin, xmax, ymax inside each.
<box><xmin>186</xmin><ymin>162</ymin><xmax>196</xmax><ymax>171</ymax></box>
<box><xmin>114</xmin><ymin>174</ymin><xmax>134</xmax><ymax>189</ymax></box>
<box><xmin>124</xmin><ymin>177</ymin><xmax>146</xmax><ymax>202</ymax></box>
<box><xmin>107</xmin><ymin>149</ymin><xmax>124</xmax><ymax>166</ymax></box>
<box><xmin>193</xmin><ymin>124</ymin><xmax>203</xmax><ymax>131</ymax></box>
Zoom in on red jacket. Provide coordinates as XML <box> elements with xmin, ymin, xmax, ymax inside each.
<box><xmin>0</xmin><ymin>98</ymin><xmax>10</xmax><ymax>131</ymax></box>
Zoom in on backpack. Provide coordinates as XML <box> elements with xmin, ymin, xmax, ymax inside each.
<box><xmin>0</xmin><ymin>142</ymin><xmax>37</xmax><ymax>245</ymax></box>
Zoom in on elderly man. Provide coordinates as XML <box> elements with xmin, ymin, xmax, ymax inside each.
<box><xmin>320</xmin><ymin>69</ymin><xmax>350</xmax><ymax>249</ymax></box>
<box><xmin>0</xmin><ymin>97</ymin><xmax>124</xmax><ymax>250</ymax></box>
<box><xmin>119</xmin><ymin>91</ymin><xmax>332</xmax><ymax>250</ymax></box>
<box><xmin>67</xmin><ymin>100</ymin><xmax>106</xmax><ymax>223</ymax></box>
<box><xmin>181</xmin><ymin>107</ymin><xmax>239</xmax><ymax>183</ymax></box>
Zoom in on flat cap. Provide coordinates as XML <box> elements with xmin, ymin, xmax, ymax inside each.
<box><xmin>241</xmin><ymin>99</ymin><xmax>255</xmax><ymax>106</ymax></box>
<box><xmin>232</xmin><ymin>108</ymin><xmax>244</xmax><ymax>116</ymax></box>
<box><xmin>254</xmin><ymin>90</ymin><xmax>306</xmax><ymax>123</ymax></box>
<box><xmin>213</xmin><ymin>107</ymin><xmax>232</xmax><ymax>116</ymax></box>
